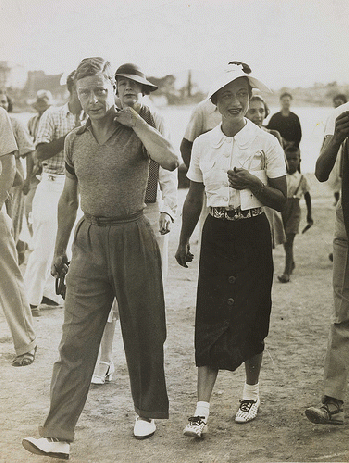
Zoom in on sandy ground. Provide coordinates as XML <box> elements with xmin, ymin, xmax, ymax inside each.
<box><xmin>1</xmin><ymin>176</ymin><xmax>349</xmax><ymax>463</ymax></box>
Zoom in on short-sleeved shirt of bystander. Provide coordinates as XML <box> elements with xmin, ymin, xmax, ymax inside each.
<box><xmin>64</xmin><ymin>119</ymin><xmax>149</xmax><ymax>218</ymax></box>
<box><xmin>184</xmin><ymin>99</ymin><xmax>222</xmax><ymax>142</ymax></box>
<box><xmin>286</xmin><ymin>172</ymin><xmax>310</xmax><ymax>199</ymax></box>
<box><xmin>324</xmin><ymin>102</ymin><xmax>349</xmax><ymax>137</ymax></box>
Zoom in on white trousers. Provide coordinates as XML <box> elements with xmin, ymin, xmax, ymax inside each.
<box><xmin>0</xmin><ymin>210</ymin><xmax>36</xmax><ymax>355</ymax></box>
<box><xmin>24</xmin><ymin>174</ymin><xmax>65</xmax><ymax>306</ymax></box>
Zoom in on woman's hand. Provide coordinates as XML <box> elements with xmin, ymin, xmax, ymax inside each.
<box><xmin>159</xmin><ymin>212</ymin><xmax>172</xmax><ymax>235</ymax></box>
<box><xmin>227</xmin><ymin>168</ymin><xmax>260</xmax><ymax>190</ymax></box>
<box><xmin>175</xmin><ymin>243</ymin><xmax>194</xmax><ymax>268</ymax></box>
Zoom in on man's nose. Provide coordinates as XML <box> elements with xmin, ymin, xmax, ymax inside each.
<box><xmin>88</xmin><ymin>91</ymin><xmax>98</xmax><ymax>104</ymax></box>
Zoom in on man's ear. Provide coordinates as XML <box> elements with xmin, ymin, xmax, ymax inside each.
<box><xmin>114</xmin><ymin>82</ymin><xmax>118</xmax><ymax>96</ymax></box>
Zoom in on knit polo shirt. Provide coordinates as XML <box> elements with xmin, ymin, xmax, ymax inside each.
<box><xmin>64</xmin><ymin>119</ymin><xmax>149</xmax><ymax>217</ymax></box>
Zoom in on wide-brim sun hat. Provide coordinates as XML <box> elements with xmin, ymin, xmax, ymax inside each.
<box><xmin>115</xmin><ymin>63</ymin><xmax>158</xmax><ymax>92</ymax></box>
<box><xmin>207</xmin><ymin>63</ymin><xmax>272</xmax><ymax>101</ymax></box>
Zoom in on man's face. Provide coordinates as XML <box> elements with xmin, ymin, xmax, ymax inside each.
<box><xmin>216</xmin><ymin>77</ymin><xmax>250</xmax><ymax>122</ymax></box>
<box><xmin>281</xmin><ymin>96</ymin><xmax>291</xmax><ymax>111</ymax></box>
<box><xmin>0</xmin><ymin>94</ymin><xmax>9</xmax><ymax>112</ymax></box>
<box><xmin>117</xmin><ymin>77</ymin><xmax>143</xmax><ymax>108</ymax></box>
<box><xmin>76</xmin><ymin>73</ymin><xmax>114</xmax><ymax>120</ymax></box>
<box><xmin>36</xmin><ymin>98</ymin><xmax>50</xmax><ymax>115</ymax></box>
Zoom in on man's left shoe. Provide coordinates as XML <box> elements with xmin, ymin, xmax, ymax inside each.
<box><xmin>22</xmin><ymin>437</ymin><xmax>70</xmax><ymax>459</ymax></box>
<box><xmin>235</xmin><ymin>398</ymin><xmax>261</xmax><ymax>423</ymax></box>
<box><xmin>305</xmin><ymin>397</ymin><xmax>344</xmax><ymax>425</ymax></box>
<box><xmin>133</xmin><ymin>417</ymin><xmax>156</xmax><ymax>439</ymax></box>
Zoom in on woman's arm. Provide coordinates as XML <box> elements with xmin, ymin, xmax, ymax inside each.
<box><xmin>175</xmin><ymin>181</ymin><xmax>205</xmax><ymax>267</ymax></box>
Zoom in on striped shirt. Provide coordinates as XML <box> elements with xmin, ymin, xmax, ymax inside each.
<box><xmin>36</xmin><ymin>103</ymin><xmax>84</xmax><ymax>175</ymax></box>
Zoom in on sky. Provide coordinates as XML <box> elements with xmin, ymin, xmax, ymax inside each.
<box><xmin>1</xmin><ymin>0</ymin><xmax>349</xmax><ymax>91</ymax></box>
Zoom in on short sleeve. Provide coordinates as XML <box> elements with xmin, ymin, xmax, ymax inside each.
<box><xmin>64</xmin><ymin>131</ymin><xmax>76</xmax><ymax>179</ymax></box>
<box><xmin>184</xmin><ymin>106</ymin><xmax>204</xmax><ymax>142</ymax></box>
<box><xmin>265</xmin><ymin>136</ymin><xmax>287</xmax><ymax>178</ymax></box>
<box><xmin>186</xmin><ymin>137</ymin><xmax>203</xmax><ymax>183</ymax></box>
<box><xmin>36</xmin><ymin>109</ymin><xmax>55</xmax><ymax>146</ymax></box>
<box><xmin>0</xmin><ymin>109</ymin><xmax>17</xmax><ymax>156</ymax></box>
<box><xmin>300</xmin><ymin>175</ymin><xmax>310</xmax><ymax>195</ymax></box>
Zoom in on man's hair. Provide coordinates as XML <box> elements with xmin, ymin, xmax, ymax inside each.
<box><xmin>66</xmin><ymin>72</ymin><xmax>76</xmax><ymax>94</ymax></box>
<box><xmin>74</xmin><ymin>57</ymin><xmax>115</xmax><ymax>85</ymax></box>
<box><xmin>249</xmin><ymin>95</ymin><xmax>270</xmax><ymax>118</ymax></box>
<box><xmin>280</xmin><ymin>92</ymin><xmax>292</xmax><ymax>100</ymax></box>
<box><xmin>285</xmin><ymin>145</ymin><xmax>300</xmax><ymax>156</ymax></box>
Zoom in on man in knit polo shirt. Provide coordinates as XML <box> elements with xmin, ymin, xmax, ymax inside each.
<box><xmin>23</xmin><ymin>57</ymin><xmax>179</xmax><ymax>460</ymax></box>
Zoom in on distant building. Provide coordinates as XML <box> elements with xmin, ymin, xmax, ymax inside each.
<box><xmin>24</xmin><ymin>70</ymin><xmax>67</xmax><ymax>102</ymax></box>
<box><xmin>0</xmin><ymin>61</ymin><xmax>27</xmax><ymax>88</ymax></box>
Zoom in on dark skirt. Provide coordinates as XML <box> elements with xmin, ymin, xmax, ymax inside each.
<box><xmin>195</xmin><ymin>212</ymin><xmax>274</xmax><ymax>372</ymax></box>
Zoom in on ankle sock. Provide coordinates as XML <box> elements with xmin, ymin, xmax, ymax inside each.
<box><xmin>242</xmin><ymin>382</ymin><xmax>259</xmax><ymax>401</ymax></box>
<box><xmin>194</xmin><ymin>401</ymin><xmax>210</xmax><ymax>421</ymax></box>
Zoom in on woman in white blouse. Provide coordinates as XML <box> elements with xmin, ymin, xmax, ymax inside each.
<box><xmin>175</xmin><ymin>63</ymin><xmax>287</xmax><ymax>438</ymax></box>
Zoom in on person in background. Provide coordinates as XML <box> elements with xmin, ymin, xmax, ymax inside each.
<box><xmin>175</xmin><ymin>63</ymin><xmax>286</xmax><ymax>438</ymax></box>
<box><xmin>277</xmin><ymin>146</ymin><xmax>312</xmax><ymax>283</ymax></box>
<box><xmin>267</xmin><ymin>92</ymin><xmax>302</xmax><ymax>149</ymax></box>
<box><xmin>22</xmin><ymin>57</ymin><xmax>179</xmax><ymax>460</ymax></box>
<box><xmin>23</xmin><ymin>73</ymin><xmax>84</xmax><ymax>317</ymax></box>
<box><xmin>0</xmin><ymin>89</ymin><xmax>35</xmax><ymax>264</ymax></box>
<box><xmin>245</xmin><ymin>94</ymin><xmax>286</xmax><ymax>248</ymax></box>
<box><xmin>91</xmin><ymin>63</ymin><xmax>177</xmax><ymax>385</ymax></box>
<box><xmin>25</xmin><ymin>90</ymin><xmax>53</xmax><ymax>237</ymax></box>
<box><xmin>333</xmin><ymin>94</ymin><xmax>347</xmax><ymax>109</ymax></box>
<box><xmin>305</xmin><ymin>102</ymin><xmax>349</xmax><ymax>426</ymax></box>
<box><xmin>0</xmin><ymin>106</ymin><xmax>37</xmax><ymax>367</ymax></box>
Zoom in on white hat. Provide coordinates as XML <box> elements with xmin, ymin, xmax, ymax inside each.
<box><xmin>207</xmin><ymin>63</ymin><xmax>272</xmax><ymax>101</ymax></box>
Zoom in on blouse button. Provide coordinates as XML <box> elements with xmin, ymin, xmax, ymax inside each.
<box><xmin>225</xmin><ymin>152</ymin><xmax>230</xmax><ymax>157</ymax></box>
<box><xmin>226</xmin><ymin>138</ymin><xmax>232</xmax><ymax>143</ymax></box>
<box><xmin>223</xmin><ymin>197</ymin><xmax>228</xmax><ymax>201</ymax></box>
<box><xmin>227</xmin><ymin>298</ymin><xmax>235</xmax><ymax>306</ymax></box>
<box><xmin>228</xmin><ymin>275</ymin><xmax>236</xmax><ymax>284</ymax></box>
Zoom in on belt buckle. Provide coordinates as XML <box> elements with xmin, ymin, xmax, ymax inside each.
<box><xmin>48</xmin><ymin>175</ymin><xmax>55</xmax><ymax>181</ymax></box>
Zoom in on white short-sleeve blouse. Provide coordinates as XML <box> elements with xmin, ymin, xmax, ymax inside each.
<box><xmin>187</xmin><ymin>119</ymin><xmax>286</xmax><ymax>210</ymax></box>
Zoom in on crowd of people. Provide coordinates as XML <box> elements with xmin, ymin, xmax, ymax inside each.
<box><xmin>0</xmin><ymin>58</ymin><xmax>348</xmax><ymax>460</ymax></box>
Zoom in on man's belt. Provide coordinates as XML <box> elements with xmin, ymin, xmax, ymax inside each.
<box><xmin>84</xmin><ymin>211</ymin><xmax>143</xmax><ymax>225</ymax></box>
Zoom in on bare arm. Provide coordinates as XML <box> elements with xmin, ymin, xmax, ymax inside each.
<box><xmin>180</xmin><ymin>138</ymin><xmax>193</xmax><ymax>169</ymax></box>
<box><xmin>175</xmin><ymin>181</ymin><xmax>205</xmax><ymax>267</ymax></box>
<box><xmin>51</xmin><ymin>175</ymin><xmax>79</xmax><ymax>277</ymax></box>
<box><xmin>304</xmin><ymin>191</ymin><xmax>313</xmax><ymax>224</ymax></box>
<box><xmin>0</xmin><ymin>153</ymin><xmax>16</xmax><ymax>208</ymax></box>
<box><xmin>227</xmin><ymin>169</ymin><xmax>287</xmax><ymax>212</ymax></box>
<box><xmin>36</xmin><ymin>137</ymin><xmax>66</xmax><ymax>162</ymax></box>
<box><xmin>315</xmin><ymin>111</ymin><xmax>349</xmax><ymax>182</ymax></box>
<box><xmin>23</xmin><ymin>151</ymin><xmax>36</xmax><ymax>194</ymax></box>
<box><xmin>114</xmin><ymin>108</ymin><xmax>179</xmax><ymax>171</ymax></box>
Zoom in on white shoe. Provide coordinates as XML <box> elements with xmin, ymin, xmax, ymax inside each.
<box><xmin>235</xmin><ymin>398</ymin><xmax>261</xmax><ymax>423</ymax></box>
<box><xmin>183</xmin><ymin>416</ymin><xmax>208</xmax><ymax>438</ymax></box>
<box><xmin>22</xmin><ymin>437</ymin><xmax>70</xmax><ymax>459</ymax></box>
<box><xmin>133</xmin><ymin>417</ymin><xmax>156</xmax><ymax>439</ymax></box>
<box><xmin>91</xmin><ymin>361</ymin><xmax>115</xmax><ymax>385</ymax></box>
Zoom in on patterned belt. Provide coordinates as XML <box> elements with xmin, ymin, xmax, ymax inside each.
<box><xmin>210</xmin><ymin>206</ymin><xmax>263</xmax><ymax>221</ymax></box>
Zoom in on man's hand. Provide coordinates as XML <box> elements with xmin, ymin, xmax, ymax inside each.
<box><xmin>334</xmin><ymin>111</ymin><xmax>349</xmax><ymax>144</ymax></box>
<box><xmin>159</xmin><ymin>212</ymin><xmax>172</xmax><ymax>235</ymax></box>
<box><xmin>51</xmin><ymin>254</ymin><xmax>69</xmax><ymax>278</ymax></box>
<box><xmin>114</xmin><ymin>107</ymin><xmax>139</xmax><ymax>128</ymax></box>
<box><xmin>227</xmin><ymin>168</ymin><xmax>258</xmax><ymax>190</ymax></box>
<box><xmin>175</xmin><ymin>243</ymin><xmax>194</xmax><ymax>268</ymax></box>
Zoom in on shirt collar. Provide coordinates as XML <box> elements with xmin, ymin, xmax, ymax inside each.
<box><xmin>210</xmin><ymin>118</ymin><xmax>259</xmax><ymax>149</ymax></box>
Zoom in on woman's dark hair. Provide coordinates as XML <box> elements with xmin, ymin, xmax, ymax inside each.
<box><xmin>280</xmin><ymin>92</ymin><xmax>292</xmax><ymax>100</ymax></box>
<box><xmin>74</xmin><ymin>57</ymin><xmax>115</xmax><ymax>86</ymax></box>
<box><xmin>66</xmin><ymin>72</ymin><xmax>76</xmax><ymax>94</ymax></box>
<box><xmin>249</xmin><ymin>95</ymin><xmax>270</xmax><ymax>118</ymax></box>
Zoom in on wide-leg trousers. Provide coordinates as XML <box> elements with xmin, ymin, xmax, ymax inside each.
<box><xmin>324</xmin><ymin>200</ymin><xmax>349</xmax><ymax>401</ymax></box>
<box><xmin>39</xmin><ymin>213</ymin><xmax>169</xmax><ymax>442</ymax></box>
<box><xmin>0</xmin><ymin>210</ymin><xmax>36</xmax><ymax>355</ymax></box>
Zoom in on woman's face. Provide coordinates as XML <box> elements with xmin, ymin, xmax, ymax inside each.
<box><xmin>116</xmin><ymin>77</ymin><xmax>143</xmax><ymax>108</ymax></box>
<box><xmin>246</xmin><ymin>99</ymin><xmax>266</xmax><ymax>127</ymax></box>
<box><xmin>216</xmin><ymin>77</ymin><xmax>249</xmax><ymax>123</ymax></box>
<box><xmin>0</xmin><ymin>94</ymin><xmax>9</xmax><ymax>112</ymax></box>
